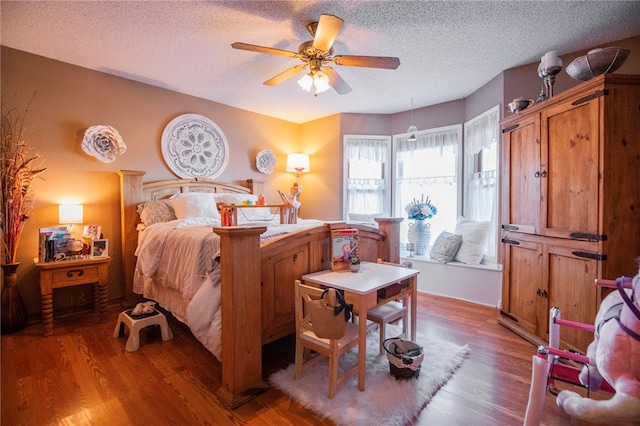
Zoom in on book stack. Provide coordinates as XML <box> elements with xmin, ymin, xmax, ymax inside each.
<box><xmin>38</xmin><ymin>226</ymin><xmax>70</xmax><ymax>262</ymax></box>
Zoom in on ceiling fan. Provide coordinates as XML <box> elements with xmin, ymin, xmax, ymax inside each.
<box><xmin>231</xmin><ymin>14</ymin><xmax>400</xmax><ymax>96</ymax></box>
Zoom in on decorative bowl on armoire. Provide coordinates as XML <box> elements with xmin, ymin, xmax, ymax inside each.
<box><xmin>566</xmin><ymin>47</ymin><xmax>630</xmax><ymax>81</ymax></box>
<box><xmin>507</xmin><ymin>97</ymin><xmax>534</xmax><ymax>113</ymax></box>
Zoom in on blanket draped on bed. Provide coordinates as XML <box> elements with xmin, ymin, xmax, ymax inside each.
<box><xmin>133</xmin><ymin>217</ymin><xmax>326</xmax><ymax>360</ymax></box>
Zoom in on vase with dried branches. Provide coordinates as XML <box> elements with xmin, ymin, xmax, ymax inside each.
<box><xmin>1</xmin><ymin>96</ymin><xmax>46</xmax><ymax>334</ymax></box>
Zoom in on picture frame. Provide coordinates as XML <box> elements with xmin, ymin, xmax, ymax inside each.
<box><xmin>91</xmin><ymin>239</ymin><xmax>109</xmax><ymax>257</ymax></box>
<box><xmin>330</xmin><ymin>229</ymin><xmax>359</xmax><ymax>271</ymax></box>
<box><xmin>82</xmin><ymin>224</ymin><xmax>102</xmax><ymax>240</ymax></box>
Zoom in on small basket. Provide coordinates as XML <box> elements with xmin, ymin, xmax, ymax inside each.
<box><xmin>383</xmin><ymin>338</ymin><xmax>424</xmax><ymax>380</ymax></box>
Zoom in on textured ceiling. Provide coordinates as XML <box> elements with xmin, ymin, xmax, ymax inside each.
<box><xmin>2</xmin><ymin>1</ymin><xmax>640</xmax><ymax>123</ymax></box>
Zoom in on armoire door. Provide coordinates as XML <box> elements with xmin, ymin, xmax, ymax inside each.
<box><xmin>540</xmin><ymin>96</ymin><xmax>600</xmax><ymax>239</ymax></box>
<box><xmin>501</xmin><ymin>238</ymin><xmax>544</xmax><ymax>336</ymax></box>
<box><xmin>502</xmin><ymin>114</ymin><xmax>540</xmax><ymax>235</ymax></box>
<box><xmin>546</xmin><ymin>244</ymin><xmax>599</xmax><ymax>352</ymax></box>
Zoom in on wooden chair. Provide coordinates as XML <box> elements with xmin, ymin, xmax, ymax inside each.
<box><xmin>365</xmin><ymin>258</ymin><xmax>411</xmax><ymax>355</ymax></box>
<box><xmin>294</xmin><ymin>280</ymin><xmax>359</xmax><ymax>398</ymax></box>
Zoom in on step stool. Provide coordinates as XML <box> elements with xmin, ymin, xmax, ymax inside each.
<box><xmin>113</xmin><ymin>309</ymin><xmax>173</xmax><ymax>352</ymax></box>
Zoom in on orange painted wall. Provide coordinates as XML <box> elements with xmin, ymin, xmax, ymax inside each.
<box><xmin>1</xmin><ymin>46</ymin><xmax>300</xmax><ymax>316</ymax></box>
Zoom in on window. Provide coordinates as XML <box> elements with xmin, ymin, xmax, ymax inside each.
<box><xmin>463</xmin><ymin>105</ymin><xmax>500</xmax><ymax>261</ymax></box>
<box><xmin>342</xmin><ymin>110</ymin><xmax>499</xmax><ymax>265</ymax></box>
<box><xmin>342</xmin><ymin>135</ymin><xmax>391</xmax><ymax>221</ymax></box>
<box><xmin>393</xmin><ymin>125</ymin><xmax>462</xmax><ymax>247</ymax></box>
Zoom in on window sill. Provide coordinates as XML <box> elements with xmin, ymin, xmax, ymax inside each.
<box><xmin>400</xmin><ymin>252</ymin><xmax>502</xmax><ymax>272</ymax></box>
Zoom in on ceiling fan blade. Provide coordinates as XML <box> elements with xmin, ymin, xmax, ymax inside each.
<box><xmin>312</xmin><ymin>14</ymin><xmax>344</xmax><ymax>53</ymax></box>
<box><xmin>263</xmin><ymin>63</ymin><xmax>308</xmax><ymax>86</ymax></box>
<box><xmin>333</xmin><ymin>55</ymin><xmax>401</xmax><ymax>69</ymax></box>
<box><xmin>323</xmin><ymin>66</ymin><xmax>352</xmax><ymax>95</ymax></box>
<box><xmin>231</xmin><ymin>42</ymin><xmax>300</xmax><ymax>58</ymax></box>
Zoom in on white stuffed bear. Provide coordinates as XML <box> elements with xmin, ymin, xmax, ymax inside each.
<box><xmin>556</xmin><ymin>265</ymin><xmax>640</xmax><ymax>423</ymax></box>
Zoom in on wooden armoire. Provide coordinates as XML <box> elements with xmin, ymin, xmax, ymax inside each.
<box><xmin>499</xmin><ymin>74</ymin><xmax>640</xmax><ymax>352</ymax></box>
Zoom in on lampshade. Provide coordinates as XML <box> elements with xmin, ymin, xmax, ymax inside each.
<box><xmin>407</xmin><ymin>125</ymin><xmax>418</xmax><ymax>142</ymax></box>
<box><xmin>297</xmin><ymin>70</ymin><xmax>330</xmax><ymax>95</ymax></box>
<box><xmin>313</xmin><ymin>71</ymin><xmax>330</xmax><ymax>93</ymax></box>
<box><xmin>286</xmin><ymin>153</ymin><xmax>310</xmax><ymax>173</ymax></box>
<box><xmin>407</xmin><ymin>97</ymin><xmax>417</xmax><ymax>142</ymax></box>
<box><xmin>59</xmin><ymin>204</ymin><xmax>83</xmax><ymax>224</ymax></box>
<box><xmin>298</xmin><ymin>73</ymin><xmax>313</xmax><ymax>92</ymax></box>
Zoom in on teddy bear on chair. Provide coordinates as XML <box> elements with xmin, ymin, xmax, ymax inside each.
<box><xmin>556</xmin><ymin>264</ymin><xmax>640</xmax><ymax>424</ymax></box>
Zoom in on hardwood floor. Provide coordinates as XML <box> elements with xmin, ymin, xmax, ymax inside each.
<box><xmin>2</xmin><ymin>293</ymin><xmax>614</xmax><ymax>425</ymax></box>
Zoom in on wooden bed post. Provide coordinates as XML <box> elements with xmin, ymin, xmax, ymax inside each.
<box><xmin>118</xmin><ymin>170</ymin><xmax>146</xmax><ymax>307</ymax></box>
<box><xmin>375</xmin><ymin>217</ymin><xmax>403</xmax><ymax>263</ymax></box>
<box><xmin>213</xmin><ymin>225</ymin><xmax>269</xmax><ymax>409</ymax></box>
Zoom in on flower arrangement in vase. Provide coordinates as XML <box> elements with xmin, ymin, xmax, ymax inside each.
<box><xmin>1</xmin><ymin>97</ymin><xmax>46</xmax><ymax>334</ymax></box>
<box><xmin>405</xmin><ymin>195</ymin><xmax>437</xmax><ymax>255</ymax></box>
<box><xmin>1</xmin><ymin>98</ymin><xmax>46</xmax><ymax>265</ymax></box>
<box><xmin>405</xmin><ymin>195</ymin><xmax>437</xmax><ymax>220</ymax></box>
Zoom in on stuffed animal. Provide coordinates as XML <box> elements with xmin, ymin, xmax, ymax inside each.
<box><xmin>556</xmin><ymin>264</ymin><xmax>640</xmax><ymax>423</ymax></box>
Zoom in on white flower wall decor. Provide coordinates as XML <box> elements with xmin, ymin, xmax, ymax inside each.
<box><xmin>81</xmin><ymin>125</ymin><xmax>127</xmax><ymax>163</ymax></box>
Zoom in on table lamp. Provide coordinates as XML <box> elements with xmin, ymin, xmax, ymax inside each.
<box><xmin>286</xmin><ymin>153</ymin><xmax>310</xmax><ymax>214</ymax></box>
<box><xmin>59</xmin><ymin>204</ymin><xmax>83</xmax><ymax>232</ymax></box>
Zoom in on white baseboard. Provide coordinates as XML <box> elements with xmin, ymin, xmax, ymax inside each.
<box><xmin>401</xmin><ymin>255</ymin><xmax>503</xmax><ymax>308</ymax></box>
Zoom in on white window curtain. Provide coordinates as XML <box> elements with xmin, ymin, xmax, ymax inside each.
<box><xmin>343</xmin><ymin>136</ymin><xmax>391</xmax><ymax>220</ymax></box>
<box><xmin>394</xmin><ymin>125</ymin><xmax>462</xmax><ymax>246</ymax></box>
<box><xmin>463</xmin><ymin>105</ymin><xmax>500</xmax><ymax>260</ymax></box>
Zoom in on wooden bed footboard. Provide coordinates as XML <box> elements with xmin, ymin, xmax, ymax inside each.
<box><xmin>118</xmin><ymin>170</ymin><xmax>401</xmax><ymax>408</ymax></box>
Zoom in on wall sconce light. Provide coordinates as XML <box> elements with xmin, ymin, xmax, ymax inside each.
<box><xmin>59</xmin><ymin>204</ymin><xmax>83</xmax><ymax>230</ymax></box>
<box><xmin>286</xmin><ymin>153</ymin><xmax>310</xmax><ymax>213</ymax></box>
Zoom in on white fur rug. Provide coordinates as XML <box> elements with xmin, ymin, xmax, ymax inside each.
<box><xmin>269</xmin><ymin>324</ymin><xmax>470</xmax><ymax>425</ymax></box>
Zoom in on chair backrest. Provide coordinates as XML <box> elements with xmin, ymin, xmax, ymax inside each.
<box><xmin>295</xmin><ymin>280</ymin><xmax>317</xmax><ymax>335</ymax></box>
<box><xmin>295</xmin><ymin>280</ymin><xmax>350</xmax><ymax>340</ymax></box>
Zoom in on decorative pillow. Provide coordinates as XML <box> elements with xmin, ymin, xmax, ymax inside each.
<box><xmin>453</xmin><ymin>217</ymin><xmax>490</xmax><ymax>265</ymax></box>
<box><xmin>218</xmin><ymin>193</ymin><xmax>271</xmax><ymax>221</ymax></box>
<box><xmin>136</xmin><ymin>200</ymin><xmax>177</xmax><ymax>227</ymax></box>
<box><xmin>430</xmin><ymin>231</ymin><xmax>463</xmax><ymax>263</ymax></box>
<box><xmin>169</xmin><ymin>192</ymin><xmax>220</xmax><ymax>220</ymax></box>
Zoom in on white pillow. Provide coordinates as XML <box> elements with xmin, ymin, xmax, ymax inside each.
<box><xmin>430</xmin><ymin>231</ymin><xmax>463</xmax><ymax>263</ymax></box>
<box><xmin>217</xmin><ymin>193</ymin><xmax>271</xmax><ymax>221</ymax></box>
<box><xmin>169</xmin><ymin>192</ymin><xmax>220</xmax><ymax>220</ymax></box>
<box><xmin>453</xmin><ymin>217</ymin><xmax>490</xmax><ymax>265</ymax></box>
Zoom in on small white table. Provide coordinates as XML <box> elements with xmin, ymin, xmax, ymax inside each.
<box><xmin>301</xmin><ymin>261</ymin><xmax>419</xmax><ymax>391</ymax></box>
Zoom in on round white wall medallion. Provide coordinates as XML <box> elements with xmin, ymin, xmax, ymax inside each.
<box><xmin>256</xmin><ymin>149</ymin><xmax>276</xmax><ymax>174</ymax></box>
<box><xmin>161</xmin><ymin>113</ymin><xmax>230</xmax><ymax>179</ymax></box>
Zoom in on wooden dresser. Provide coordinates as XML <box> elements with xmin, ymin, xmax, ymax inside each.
<box><xmin>499</xmin><ymin>74</ymin><xmax>640</xmax><ymax>352</ymax></box>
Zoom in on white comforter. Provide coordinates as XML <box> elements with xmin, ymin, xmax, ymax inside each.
<box><xmin>133</xmin><ymin>217</ymin><xmax>324</xmax><ymax>360</ymax></box>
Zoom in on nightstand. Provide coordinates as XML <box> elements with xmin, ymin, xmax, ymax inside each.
<box><xmin>34</xmin><ymin>257</ymin><xmax>110</xmax><ymax>336</ymax></box>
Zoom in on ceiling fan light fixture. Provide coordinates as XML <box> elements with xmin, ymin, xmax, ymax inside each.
<box><xmin>313</xmin><ymin>70</ymin><xmax>330</xmax><ymax>93</ymax></box>
<box><xmin>297</xmin><ymin>73</ymin><xmax>313</xmax><ymax>91</ymax></box>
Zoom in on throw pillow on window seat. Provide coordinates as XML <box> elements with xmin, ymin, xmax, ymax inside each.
<box><xmin>453</xmin><ymin>217</ymin><xmax>490</xmax><ymax>266</ymax></box>
<box><xmin>430</xmin><ymin>231</ymin><xmax>463</xmax><ymax>263</ymax></box>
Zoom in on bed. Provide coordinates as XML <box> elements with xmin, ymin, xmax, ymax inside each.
<box><xmin>118</xmin><ymin>170</ymin><xmax>401</xmax><ymax>408</ymax></box>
